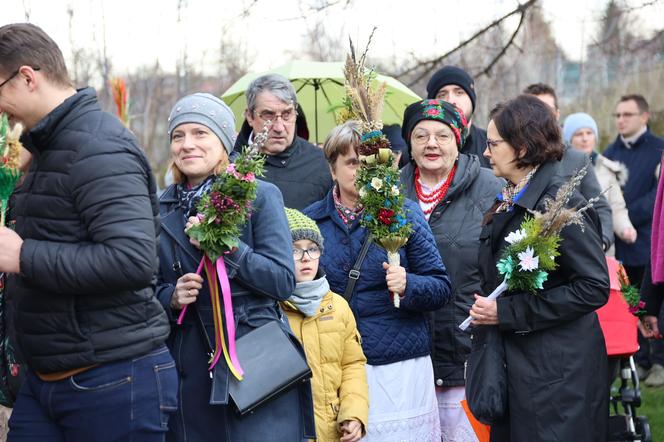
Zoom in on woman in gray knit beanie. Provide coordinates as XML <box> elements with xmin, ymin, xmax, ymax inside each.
<box><xmin>167</xmin><ymin>92</ymin><xmax>237</xmax><ymax>186</ymax></box>
<box><xmin>156</xmin><ymin>93</ymin><xmax>316</xmax><ymax>441</ymax></box>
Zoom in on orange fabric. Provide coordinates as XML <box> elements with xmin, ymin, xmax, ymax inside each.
<box><xmin>460</xmin><ymin>399</ymin><xmax>491</xmax><ymax>442</ymax></box>
<box><xmin>36</xmin><ymin>364</ymin><xmax>98</xmax><ymax>382</ymax></box>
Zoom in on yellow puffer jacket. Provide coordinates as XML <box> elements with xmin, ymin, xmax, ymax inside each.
<box><xmin>282</xmin><ymin>291</ymin><xmax>368</xmax><ymax>442</ymax></box>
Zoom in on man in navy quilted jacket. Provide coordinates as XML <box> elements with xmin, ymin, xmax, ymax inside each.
<box><xmin>0</xmin><ymin>23</ymin><xmax>176</xmax><ymax>441</ymax></box>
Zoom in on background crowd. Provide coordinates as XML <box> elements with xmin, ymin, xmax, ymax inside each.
<box><xmin>0</xmin><ymin>20</ymin><xmax>663</xmax><ymax>442</ymax></box>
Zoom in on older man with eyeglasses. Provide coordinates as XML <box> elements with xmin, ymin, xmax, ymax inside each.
<box><xmin>234</xmin><ymin>74</ymin><xmax>333</xmax><ymax>210</ymax></box>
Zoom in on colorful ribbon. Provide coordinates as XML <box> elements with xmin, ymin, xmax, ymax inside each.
<box><xmin>176</xmin><ymin>255</ymin><xmax>244</xmax><ymax>380</ymax></box>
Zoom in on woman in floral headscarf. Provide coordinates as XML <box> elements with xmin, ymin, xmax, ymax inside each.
<box><xmin>400</xmin><ymin>99</ymin><xmax>503</xmax><ymax>441</ymax></box>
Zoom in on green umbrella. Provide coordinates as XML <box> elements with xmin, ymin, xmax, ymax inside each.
<box><xmin>222</xmin><ymin>60</ymin><xmax>421</xmax><ymax>144</ymax></box>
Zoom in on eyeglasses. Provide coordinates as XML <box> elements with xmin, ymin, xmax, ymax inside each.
<box><xmin>485</xmin><ymin>138</ymin><xmax>505</xmax><ymax>152</ymax></box>
<box><xmin>255</xmin><ymin>108</ymin><xmax>297</xmax><ymax>124</ymax></box>
<box><xmin>412</xmin><ymin>131</ymin><xmax>454</xmax><ymax>146</ymax></box>
<box><xmin>0</xmin><ymin>67</ymin><xmax>40</xmax><ymax>92</ymax></box>
<box><xmin>613</xmin><ymin>112</ymin><xmax>641</xmax><ymax>119</ymax></box>
<box><xmin>293</xmin><ymin>246</ymin><xmax>321</xmax><ymax>261</ymax></box>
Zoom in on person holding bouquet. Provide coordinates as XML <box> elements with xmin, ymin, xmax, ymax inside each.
<box><xmin>303</xmin><ymin>121</ymin><xmax>451</xmax><ymax>442</ymax></box>
<box><xmin>469</xmin><ymin>95</ymin><xmax>610</xmax><ymax>441</ymax></box>
<box><xmin>399</xmin><ymin>99</ymin><xmax>503</xmax><ymax>441</ymax></box>
<box><xmin>156</xmin><ymin>93</ymin><xmax>314</xmax><ymax>441</ymax></box>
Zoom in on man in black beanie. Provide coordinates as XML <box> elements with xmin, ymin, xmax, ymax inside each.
<box><xmin>426</xmin><ymin>66</ymin><xmax>491</xmax><ymax>168</ymax></box>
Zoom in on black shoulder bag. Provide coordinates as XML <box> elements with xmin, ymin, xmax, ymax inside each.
<box><xmin>464</xmin><ymin>324</ymin><xmax>508</xmax><ymax>424</ymax></box>
<box><xmin>171</xmin><ymin>241</ymin><xmax>311</xmax><ymax>415</ymax></box>
<box><xmin>342</xmin><ymin>235</ymin><xmax>373</xmax><ymax>302</ymax></box>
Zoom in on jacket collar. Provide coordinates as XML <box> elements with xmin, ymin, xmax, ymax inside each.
<box><xmin>306</xmin><ymin>188</ymin><xmax>353</xmax><ymax>233</ymax></box>
<box><xmin>614</xmin><ymin>127</ymin><xmax>651</xmax><ymax>150</ymax></box>
<box><xmin>159</xmin><ymin>184</ymin><xmax>178</xmax><ymax>204</ymax></box>
<box><xmin>159</xmin><ymin>185</ymin><xmax>202</xmax><ymax>264</ymax></box>
<box><xmin>283</xmin><ymin>291</ymin><xmax>335</xmax><ymax>322</ymax></box>
<box><xmin>29</xmin><ymin>88</ymin><xmax>98</xmax><ymax>151</ymax></box>
<box><xmin>511</xmin><ymin>160</ymin><xmax>560</xmax><ymax>211</ymax></box>
<box><xmin>263</xmin><ymin>137</ymin><xmax>301</xmax><ymax>168</ymax></box>
<box><xmin>487</xmin><ymin>160</ymin><xmax>560</xmax><ymax>250</ymax></box>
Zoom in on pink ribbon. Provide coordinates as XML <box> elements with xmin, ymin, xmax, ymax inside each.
<box><xmin>176</xmin><ymin>255</ymin><xmax>243</xmax><ymax>379</ymax></box>
<box><xmin>216</xmin><ymin>258</ymin><xmax>243</xmax><ymax>377</ymax></box>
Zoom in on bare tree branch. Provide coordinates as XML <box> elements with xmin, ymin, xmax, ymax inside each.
<box><xmin>474</xmin><ymin>6</ymin><xmax>527</xmax><ymax>79</ymax></box>
<box><xmin>22</xmin><ymin>0</ymin><xmax>31</xmax><ymax>21</ymax></box>
<box><xmin>393</xmin><ymin>0</ymin><xmax>537</xmax><ymax>87</ymax></box>
<box><xmin>279</xmin><ymin>0</ymin><xmax>354</xmax><ymax>22</ymax></box>
<box><xmin>238</xmin><ymin>0</ymin><xmax>259</xmax><ymax>18</ymax></box>
<box><xmin>624</xmin><ymin>0</ymin><xmax>662</xmax><ymax>12</ymax></box>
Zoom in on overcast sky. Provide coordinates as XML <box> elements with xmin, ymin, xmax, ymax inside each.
<box><xmin>2</xmin><ymin>0</ymin><xmax>662</xmax><ymax>76</ymax></box>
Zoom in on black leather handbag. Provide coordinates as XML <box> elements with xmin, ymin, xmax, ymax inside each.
<box><xmin>465</xmin><ymin>324</ymin><xmax>508</xmax><ymax>425</ymax></box>
<box><xmin>171</xmin><ymin>247</ymin><xmax>311</xmax><ymax>416</ymax></box>
<box><xmin>228</xmin><ymin>320</ymin><xmax>312</xmax><ymax>415</ymax></box>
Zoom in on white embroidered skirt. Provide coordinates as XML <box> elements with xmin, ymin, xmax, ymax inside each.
<box><xmin>364</xmin><ymin>356</ymin><xmax>441</xmax><ymax>442</ymax></box>
<box><xmin>436</xmin><ymin>386</ymin><xmax>479</xmax><ymax>442</ymax></box>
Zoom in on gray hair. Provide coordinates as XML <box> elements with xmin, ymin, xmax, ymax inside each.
<box><xmin>246</xmin><ymin>74</ymin><xmax>297</xmax><ymax>112</ymax></box>
<box><xmin>323</xmin><ymin>120</ymin><xmax>362</xmax><ymax>167</ymax></box>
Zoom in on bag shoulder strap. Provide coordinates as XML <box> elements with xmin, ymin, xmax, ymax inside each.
<box><xmin>170</xmin><ymin>240</ymin><xmax>214</xmax><ymax>358</ymax></box>
<box><xmin>343</xmin><ymin>234</ymin><xmax>373</xmax><ymax>302</ymax></box>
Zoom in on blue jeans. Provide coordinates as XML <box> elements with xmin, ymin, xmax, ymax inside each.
<box><xmin>8</xmin><ymin>345</ymin><xmax>178</xmax><ymax>442</ymax></box>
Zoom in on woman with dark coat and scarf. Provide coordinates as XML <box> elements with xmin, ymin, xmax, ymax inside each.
<box><xmin>469</xmin><ymin>95</ymin><xmax>610</xmax><ymax>441</ymax></box>
<box><xmin>156</xmin><ymin>93</ymin><xmax>315</xmax><ymax>441</ymax></box>
<box><xmin>399</xmin><ymin>99</ymin><xmax>503</xmax><ymax>441</ymax></box>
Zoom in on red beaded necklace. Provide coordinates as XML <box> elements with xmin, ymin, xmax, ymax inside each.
<box><xmin>414</xmin><ymin>164</ymin><xmax>457</xmax><ymax>214</ymax></box>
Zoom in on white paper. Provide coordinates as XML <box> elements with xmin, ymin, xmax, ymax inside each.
<box><xmin>387</xmin><ymin>251</ymin><xmax>401</xmax><ymax>308</ymax></box>
<box><xmin>458</xmin><ymin>278</ymin><xmax>509</xmax><ymax>331</ymax></box>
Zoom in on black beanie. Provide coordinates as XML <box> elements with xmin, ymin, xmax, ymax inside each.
<box><xmin>426</xmin><ymin>66</ymin><xmax>476</xmax><ymax>112</ymax></box>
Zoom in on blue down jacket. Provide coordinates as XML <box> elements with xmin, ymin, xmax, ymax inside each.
<box><xmin>304</xmin><ymin>192</ymin><xmax>451</xmax><ymax>365</ymax></box>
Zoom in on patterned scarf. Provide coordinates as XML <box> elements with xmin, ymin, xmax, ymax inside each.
<box><xmin>333</xmin><ymin>184</ymin><xmax>363</xmax><ymax>226</ymax></box>
<box><xmin>175</xmin><ymin>175</ymin><xmax>216</xmax><ymax>218</ymax></box>
<box><xmin>496</xmin><ymin>166</ymin><xmax>539</xmax><ymax>213</ymax></box>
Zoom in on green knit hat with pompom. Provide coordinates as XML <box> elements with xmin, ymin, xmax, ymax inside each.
<box><xmin>285</xmin><ymin>208</ymin><xmax>324</xmax><ymax>251</ymax></box>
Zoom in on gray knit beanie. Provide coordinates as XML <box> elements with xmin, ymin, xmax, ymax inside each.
<box><xmin>167</xmin><ymin>93</ymin><xmax>236</xmax><ymax>154</ymax></box>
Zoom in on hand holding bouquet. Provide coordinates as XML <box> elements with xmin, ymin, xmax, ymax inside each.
<box><xmin>460</xmin><ymin>166</ymin><xmax>601</xmax><ymax>330</ymax></box>
<box><xmin>343</xmin><ymin>37</ymin><xmax>412</xmax><ymax>308</ymax></box>
<box><xmin>0</xmin><ymin>114</ymin><xmax>23</xmax><ymax>226</ymax></box>
<box><xmin>178</xmin><ymin>126</ymin><xmax>268</xmax><ymax>380</ymax></box>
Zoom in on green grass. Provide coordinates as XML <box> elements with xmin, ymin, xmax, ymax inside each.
<box><xmin>611</xmin><ymin>381</ymin><xmax>664</xmax><ymax>441</ymax></box>
<box><xmin>639</xmin><ymin>384</ymin><xmax>664</xmax><ymax>441</ymax></box>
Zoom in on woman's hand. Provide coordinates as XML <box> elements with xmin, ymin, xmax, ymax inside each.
<box><xmin>470</xmin><ymin>294</ymin><xmax>499</xmax><ymax>325</ymax></box>
<box><xmin>339</xmin><ymin>419</ymin><xmax>363</xmax><ymax>442</ymax></box>
<box><xmin>620</xmin><ymin>227</ymin><xmax>637</xmax><ymax>244</ymax></box>
<box><xmin>382</xmin><ymin>262</ymin><xmax>407</xmax><ymax>295</ymax></box>
<box><xmin>639</xmin><ymin>315</ymin><xmax>662</xmax><ymax>340</ymax></box>
<box><xmin>185</xmin><ymin>216</ymin><xmax>201</xmax><ymax>248</ymax></box>
<box><xmin>170</xmin><ymin>272</ymin><xmax>204</xmax><ymax>310</ymax></box>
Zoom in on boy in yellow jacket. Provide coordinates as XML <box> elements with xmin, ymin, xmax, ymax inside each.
<box><xmin>282</xmin><ymin>208</ymin><xmax>368</xmax><ymax>442</ymax></box>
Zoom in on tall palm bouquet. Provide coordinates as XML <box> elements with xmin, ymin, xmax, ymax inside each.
<box><xmin>343</xmin><ymin>35</ymin><xmax>412</xmax><ymax>308</ymax></box>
